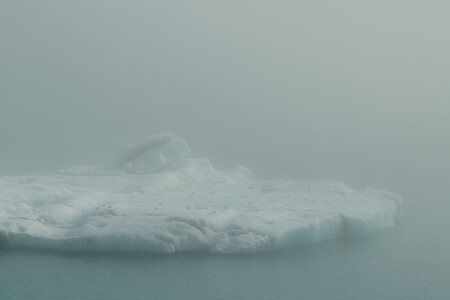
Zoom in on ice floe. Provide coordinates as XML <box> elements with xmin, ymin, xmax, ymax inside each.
<box><xmin>0</xmin><ymin>133</ymin><xmax>401</xmax><ymax>253</ymax></box>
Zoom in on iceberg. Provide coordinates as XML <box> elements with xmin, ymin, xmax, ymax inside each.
<box><xmin>0</xmin><ymin>133</ymin><xmax>401</xmax><ymax>253</ymax></box>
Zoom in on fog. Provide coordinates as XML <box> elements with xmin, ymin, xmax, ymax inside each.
<box><xmin>1</xmin><ymin>0</ymin><xmax>449</xmax><ymax>198</ymax></box>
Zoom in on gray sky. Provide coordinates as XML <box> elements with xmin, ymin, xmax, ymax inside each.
<box><xmin>1</xmin><ymin>1</ymin><xmax>449</xmax><ymax>194</ymax></box>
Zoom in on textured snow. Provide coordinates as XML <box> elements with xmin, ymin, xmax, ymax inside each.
<box><xmin>0</xmin><ymin>134</ymin><xmax>401</xmax><ymax>253</ymax></box>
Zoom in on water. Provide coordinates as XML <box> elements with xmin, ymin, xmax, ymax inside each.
<box><xmin>1</xmin><ymin>186</ymin><xmax>449</xmax><ymax>300</ymax></box>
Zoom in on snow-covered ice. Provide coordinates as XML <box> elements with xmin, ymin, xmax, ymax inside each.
<box><xmin>0</xmin><ymin>133</ymin><xmax>401</xmax><ymax>253</ymax></box>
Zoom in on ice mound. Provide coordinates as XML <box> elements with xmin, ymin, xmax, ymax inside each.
<box><xmin>0</xmin><ymin>133</ymin><xmax>402</xmax><ymax>253</ymax></box>
<box><xmin>116</xmin><ymin>132</ymin><xmax>191</xmax><ymax>174</ymax></box>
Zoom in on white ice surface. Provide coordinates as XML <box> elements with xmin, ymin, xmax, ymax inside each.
<box><xmin>0</xmin><ymin>134</ymin><xmax>401</xmax><ymax>253</ymax></box>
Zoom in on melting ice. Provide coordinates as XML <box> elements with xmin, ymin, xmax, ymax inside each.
<box><xmin>0</xmin><ymin>133</ymin><xmax>401</xmax><ymax>253</ymax></box>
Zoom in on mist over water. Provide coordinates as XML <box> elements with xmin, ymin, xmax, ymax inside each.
<box><xmin>2</xmin><ymin>1</ymin><xmax>449</xmax><ymax>185</ymax></box>
<box><xmin>1</xmin><ymin>1</ymin><xmax>450</xmax><ymax>299</ymax></box>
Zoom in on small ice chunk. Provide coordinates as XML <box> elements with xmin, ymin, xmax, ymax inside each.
<box><xmin>117</xmin><ymin>133</ymin><xmax>191</xmax><ymax>174</ymax></box>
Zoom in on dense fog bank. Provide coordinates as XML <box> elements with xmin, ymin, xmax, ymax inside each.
<box><xmin>1</xmin><ymin>1</ymin><xmax>449</xmax><ymax>197</ymax></box>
